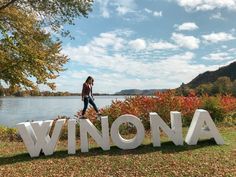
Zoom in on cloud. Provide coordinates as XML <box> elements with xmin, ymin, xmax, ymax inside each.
<box><xmin>62</xmin><ymin>45</ymin><xmax>219</xmax><ymax>92</ymax></box>
<box><xmin>221</xmin><ymin>45</ymin><xmax>228</xmax><ymax>49</ymax></box>
<box><xmin>97</xmin><ymin>0</ymin><xmax>110</xmax><ymax>18</ymax></box>
<box><xmin>129</xmin><ymin>39</ymin><xmax>178</xmax><ymax>51</ymax></box>
<box><xmin>202</xmin><ymin>32</ymin><xmax>236</xmax><ymax>43</ymax></box>
<box><xmin>64</xmin><ymin>45</ymin><xmax>196</xmax><ymax>79</ymax></box>
<box><xmin>153</xmin><ymin>11</ymin><xmax>163</xmax><ymax>17</ymax></box>
<box><xmin>175</xmin><ymin>22</ymin><xmax>199</xmax><ymax>31</ymax></box>
<box><xmin>96</xmin><ymin>0</ymin><xmax>137</xmax><ymax>18</ymax></box>
<box><xmin>171</xmin><ymin>33</ymin><xmax>200</xmax><ymax>50</ymax></box>
<box><xmin>144</xmin><ymin>8</ymin><xmax>163</xmax><ymax>17</ymax></box>
<box><xmin>202</xmin><ymin>52</ymin><xmax>234</xmax><ymax>61</ymax></box>
<box><xmin>60</xmin><ymin>30</ymin><xmax>223</xmax><ymax>93</ymax></box>
<box><xmin>116</xmin><ymin>6</ymin><xmax>132</xmax><ymax>15</ymax></box>
<box><xmin>114</xmin><ymin>0</ymin><xmax>137</xmax><ymax>16</ymax></box>
<box><xmin>91</xmin><ymin>32</ymin><xmax>125</xmax><ymax>51</ymax></box>
<box><xmin>149</xmin><ymin>41</ymin><xmax>178</xmax><ymax>50</ymax></box>
<box><xmin>209</xmin><ymin>12</ymin><xmax>225</xmax><ymax>20</ymax></box>
<box><xmin>228</xmin><ymin>48</ymin><xmax>236</xmax><ymax>52</ymax></box>
<box><xmin>144</xmin><ymin>8</ymin><xmax>152</xmax><ymax>13</ymax></box>
<box><xmin>176</xmin><ymin>0</ymin><xmax>236</xmax><ymax>11</ymax></box>
<box><xmin>129</xmin><ymin>39</ymin><xmax>147</xmax><ymax>51</ymax></box>
<box><xmin>69</xmin><ymin>70</ymin><xmax>91</xmax><ymax>79</ymax></box>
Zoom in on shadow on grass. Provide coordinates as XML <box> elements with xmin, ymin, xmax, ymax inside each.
<box><xmin>0</xmin><ymin>139</ymin><xmax>219</xmax><ymax>166</ymax></box>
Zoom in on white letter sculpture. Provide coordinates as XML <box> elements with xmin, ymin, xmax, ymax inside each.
<box><xmin>16</xmin><ymin>109</ymin><xmax>224</xmax><ymax>158</ymax></box>
<box><xmin>80</xmin><ymin>116</ymin><xmax>110</xmax><ymax>152</ymax></box>
<box><xmin>150</xmin><ymin>111</ymin><xmax>183</xmax><ymax>146</ymax></box>
<box><xmin>16</xmin><ymin>119</ymin><xmax>65</xmax><ymax>157</ymax></box>
<box><xmin>110</xmin><ymin>114</ymin><xmax>145</xmax><ymax>150</ymax></box>
<box><xmin>185</xmin><ymin>109</ymin><xmax>224</xmax><ymax>145</ymax></box>
<box><xmin>68</xmin><ymin>119</ymin><xmax>76</xmax><ymax>154</ymax></box>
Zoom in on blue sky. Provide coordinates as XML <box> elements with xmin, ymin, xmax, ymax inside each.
<box><xmin>50</xmin><ymin>0</ymin><xmax>236</xmax><ymax>93</ymax></box>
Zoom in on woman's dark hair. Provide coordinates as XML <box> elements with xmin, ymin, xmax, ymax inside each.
<box><xmin>85</xmin><ymin>76</ymin><xmax>94</xmax><ymax>84</ymax></box>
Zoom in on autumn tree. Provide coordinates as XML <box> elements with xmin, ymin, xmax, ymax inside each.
<box><xmin>177</xmin><ymin>83</ymin><xmax>191</xmax><ymax>96</ymax></box>
<box><xmin>212</xmin><ymin>77</ymin><xmax>233</xmax><ymax>95</ymax></box>
<box><xmin>196</xmin><ymin>83</ymin><xmax>213</xmax><ymax>95</ymax></box>
<box><xmin>0</xmin><ymin>0</ymin><xmax>93</xmax><ymax>37</ymax></box>
<box><xmin>0</xmin><ymin>0</ymin><xmax>93</xmax><ymax>90</ymax></box>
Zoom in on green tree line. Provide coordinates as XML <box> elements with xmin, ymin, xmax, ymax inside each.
<box><xmin>177</xmin><ymin>76</ymin><xmax>236</xmax><ymax>96</ymax></box>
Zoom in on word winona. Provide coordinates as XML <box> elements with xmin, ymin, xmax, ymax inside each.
<box><xmin>16</xmin><ymin>109</ymin><xmax>224</xmax><ymax>157</ymax></box>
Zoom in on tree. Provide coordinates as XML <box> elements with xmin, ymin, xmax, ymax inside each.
<box><xmin>0</xmin><ymin>1</ymin><xmax>93</xmax><ymax>90</ymax></box>
<box><xmin>0</xmin><ymin>7</ymin><xmax>68</xmax><ymax>90</ymax></box>
<box><xmin>0</xmin><ymin>0</ymin><xmax>93</xmax><ymax>37</ymax></box>
<box><xmin>212</xmin><ymin>77</ymin><xmax>233</xmax><ymax>95</ymax></box>
<box><xmin>177</xmin><ymin>83</ymin><xmax>191</xmax><ymax>96</ymax></box>
<box><xmin>196</xmin><ymin>83</ymin><xmax>213</xmax><ymax>96</ymax></box>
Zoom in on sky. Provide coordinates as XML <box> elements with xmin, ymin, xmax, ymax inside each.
<box><xmin>50</xmin><ymin>0</ymin><xmax>236</xmax><ymax>94</ymax></box>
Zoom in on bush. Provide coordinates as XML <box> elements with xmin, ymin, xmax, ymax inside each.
<box><xmin>220</xmin><ymin>95</ymin><xmax>236</xmax><ymax>112</ymax></box>
<box><xmin>79</xmin><ymin>91</ymin><xmax>201</xmax><ymax>128</ymax></box>
<box><xmin>0</xmin><ymin>126</ymin><xmax>21</xmax><ymax>141</ymax></box>
<box><xmin>51</xmin><ymin>116</ymin><xmax>82</xmax><ymax>140</ymax></box>
<box><xmin>80</xmin><ymin>92</ymin><xmax>236</xmax><ymax>131</ymax></box>
<box><xmin>222</xmin><ymin>113</ymin><xmax>236</xmax><ymax>126</ymax></box>
<box><xmin>2</xmin><ymin>92</ymin><xmax>235</xmax><ymax>142</ymax></box>
<box><xmin>201</xmin><ymin>96</ymin><xmax>225</xmax><ymax>123</ymax></box>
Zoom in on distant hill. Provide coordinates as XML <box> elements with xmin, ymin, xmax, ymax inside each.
<box><xmin>186</xmin><ymin>61</ymin><xmax>236</xmax><ymax>88</ymax></box>
<box><xmin>115</xmin><ymin>89</ymin><xmax>167</xmax><ymax>95</ymax></box>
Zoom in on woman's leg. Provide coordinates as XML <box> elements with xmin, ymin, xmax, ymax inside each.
<box><xmin>88</xmin><ymin>96</ymin><xmax>99</xmax><ymax>113</ymax></box>
<box><xmin>82</xmin><ymin>97</ymin><xmax>89</xmax><ymax>115</ymax></box>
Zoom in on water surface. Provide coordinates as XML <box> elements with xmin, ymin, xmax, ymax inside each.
<box><xmin>0</xmin><ymin>96</ymin><xmax>125</xmax><ymax>127</ymax></box>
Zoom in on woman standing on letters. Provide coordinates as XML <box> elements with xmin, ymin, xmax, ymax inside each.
<box><xmin>81</xmin><ymin>76</ymin><xmax>101</xmax><ymax>119</ymax></box>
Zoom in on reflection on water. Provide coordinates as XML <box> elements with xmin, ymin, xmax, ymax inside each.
<box><xmin>0</xmin><ymin>96</ymin><xmax>125</xmax><ymax>127</ymax></box>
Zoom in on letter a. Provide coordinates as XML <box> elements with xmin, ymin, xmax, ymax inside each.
<box><xmin>185</xmin><ymin>109</ymin><xmax>224</xmax><ymax>145</ymax></box>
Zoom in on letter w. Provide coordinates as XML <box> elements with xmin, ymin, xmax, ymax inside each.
<box><xmin>16</xmin><ymin>119</ymin><xmax>65</xmax><ymax>157</ymax></box>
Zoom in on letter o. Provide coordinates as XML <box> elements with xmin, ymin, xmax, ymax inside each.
<box><xmin>111</xmin><ymin>114</ymin><xmax>145</xmax><ymax>150</ymax></box>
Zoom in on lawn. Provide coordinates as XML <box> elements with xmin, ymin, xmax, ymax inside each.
<box><xmin>0</xmin><ymin>127</ymin><xmax>235</xmax><ymax>177</ymax></box>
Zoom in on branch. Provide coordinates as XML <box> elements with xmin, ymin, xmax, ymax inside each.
<box><xmin>0</xmin><ymin>0</ymin><xmax>18</xmax><ymax>11</ymax></box>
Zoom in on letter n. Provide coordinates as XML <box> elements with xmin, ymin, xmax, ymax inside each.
<box><xmin>79</xmin><ymin>116</ymin><xmax>110</xmax><ymax>152</ymax></box>
<box><xmin>150</xmin><ymin>111</ymin><xmax>183</xmax><ymax>146</ymax></box>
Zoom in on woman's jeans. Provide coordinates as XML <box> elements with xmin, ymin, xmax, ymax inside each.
<box><xmin>82</xmin><ymin>96</ymin><xmax>99</xmax><ymax>115</ymax></box>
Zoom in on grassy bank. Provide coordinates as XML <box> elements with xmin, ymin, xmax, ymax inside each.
<box><xmin>0</xmin><ymin>127</ymin><xmax>235</xmax><ymax>177</ymax></box>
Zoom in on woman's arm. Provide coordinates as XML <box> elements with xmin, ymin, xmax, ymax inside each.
<box><xmin>91</xmin><ymin>86</ymin><xmax>94</xmax><ymax>100</ymax></box>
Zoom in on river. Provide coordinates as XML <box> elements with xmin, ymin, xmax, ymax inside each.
<box><xmin>0</xmin><ymin>96</ymin><xmax>126</xmax><ymax>127</ymax></box>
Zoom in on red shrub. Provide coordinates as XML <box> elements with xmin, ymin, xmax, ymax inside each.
<box><xmin>219</xmin><ymin>95</ymin><xmax>236</xmax><ymax>112</ymax></box>
<box><xmin>76</xmin><ymin>92</ymin><xmax>236</xmax><ymax>128</ymax></box>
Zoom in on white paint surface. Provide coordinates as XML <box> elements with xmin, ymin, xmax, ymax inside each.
<box><xmin>110</xmin><ymin>114</ymin><xmax>145</xmax><ymax>149</ymax></box>
<box><xmin>185</xmin><ymin>109</ymin><xmax>224</xmax><ymax>145</ymax></box>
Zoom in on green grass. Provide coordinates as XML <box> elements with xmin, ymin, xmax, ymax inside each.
<box><xmin>0</xmin><ymin>127</ymin><xmax>235</xmax><ymax>177</ymax></box>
